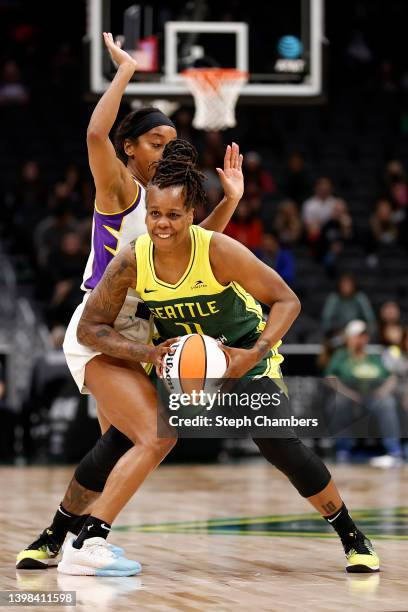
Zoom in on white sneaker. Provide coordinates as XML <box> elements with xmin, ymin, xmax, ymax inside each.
<box><xmin>65</xmin><ymin>532</ymin><xmax>124</xmax><ymax>558</ymax></box>
<box><xmin>57</xmin><ymin>537</ymin><xmax>142</xmax><ymax>577</ymax></box>
<box><xmin>369</xmin><ymin>455</ymin><xmax>403</xmax><ymax>469</ymax></box>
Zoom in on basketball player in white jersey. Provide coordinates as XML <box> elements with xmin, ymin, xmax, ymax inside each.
<box><xmin>16</xmin><ymin>33</ymin><xmax>244</xmax><ymax>572</ymax></box>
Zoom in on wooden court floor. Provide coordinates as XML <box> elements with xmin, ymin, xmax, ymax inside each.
<box><xmin>1</xmin><ymin>462</ymin><xmax>408</xmax><ymax>611</ymax></box>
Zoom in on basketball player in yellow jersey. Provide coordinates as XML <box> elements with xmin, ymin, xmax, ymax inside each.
<box><xmin>59</xmin><ymin>139</ymin><xmax>380</xmax><ymax>576</ymax></box>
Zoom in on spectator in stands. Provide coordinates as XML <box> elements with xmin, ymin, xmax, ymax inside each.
<box><xmin>280</xmin><ymin>152</ymin><xmax>311</xmax><ymax>204</ymax></box>
<box><xmin>322</xmin><ymin>273</ymin><xmax>377</xmax><ymax>336</ymax></box>
<box><xmin>273</xmin><ymin>199</ymin><xmax>303</xmax><ymax>246</ymax></box>
<box><xmin>34</xmin><ymin>200</ymin><xmax>78</xmax><ymax>269</ymax></box>
<box><xmin>382</xmin><ymin>324</ymin><xmax>403</xmax><ymax>347</ymax></box>
<box><xmin>317</xmin><ymin>198</ymin><xmax>354</xmax><ymax>274</ymax></box>
<box><xmin>201</xmin><ymin>131</ymin><xmax>225</xmax><ymax>166</ymax></box>
<box><xmin>173</xmin><ymin>108</ymin><xmax>196</xmax><ymax>143</ymax></box>
<box><xmin>245</xmin><ymin>180</ymin><xmax>264</xmax><ymax>221</ymax></box>
<box><xmin>382</xmin><ymin>328</ymin><xmax>408</xmax><ymax>449</ymax></box>
<box><xmin>384</xmin><ymin>160</ymin><xmax>407</xmax><ymax>192</ymax></box>
<box><xmin>45</xmin><ymin>231</ymin><xmax>88</xmax><ymax>327</ymax></box>
<box><xmin>381</xmin><ymin>160</ymin><xmax>408</xmax><ymax>225</ymax></box>
<box><xmin>63</xmin><ymin>164</ymin><xmax>94</xmax><ymax>220</ymax></box>
<box><xmin>255</xmin><ymin>232</ymin><xmax>295</xmax><ymax>286</ymax></box>
<box><xmin>325</xmin><ymin>319</ymin><xmax>402</xmax><ymax>468</ymax></box>
<box><xmin>199</xmin><ymin>150</ymin><xmax>222</xmax><ymax>194</ymax></box>
<box><xmin>378</xmin><ymin>300</ymin><xmax>402</xmax><ymax>345</ymax></box>
<box><xmin>367</xmin><ymin>198</ymin><xmax>399</xmax><ymax>254</ymax></box>
<box><xmin>243</xmin><ymin>151</ymin><xmax>276</xmax><ymax>195</ymax></box>
<box><xmin>302</xmin><ymin>177</ymin><xmax>336</xmax><ymax>249</ymax></box>
<box><xmin>6</xmin><ymin>161</ymin><xmax>47</xmax><ymax>256</ymax></box>
<box><xmin>0</xmin><ymin>60</ymin><xmax>29</xmax><ymax>106</ymax></box>
<box><xmin>225</xmin><ymin>199</ymin><xmax>263</xmax><ymax>251</ymax></box>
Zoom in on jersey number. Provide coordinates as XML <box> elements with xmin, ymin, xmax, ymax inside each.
<box><xmin>175</xmin><ymin>322</ymin><xmax>204</xmax><ymax>335</ymax></box>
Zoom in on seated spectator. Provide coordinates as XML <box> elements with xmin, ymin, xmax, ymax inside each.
<box><xmin>199</xmin><ymin>150</ymin><xmax>221</xmax><ymax>193</ymax></box>
<box><xmin>302</xmin><ymin>177</ymin><xmax>336</xmax><ymax>240</ymax></box>
<box><xmin>6</xmin><ymin>160</ymin><xmax>47</xmax><ymax>257</ymax></box>
<box><xmin>255</xmin><ymin>233</ymin><xmax>295</xmax><ymax>286</ymax></box>
<box><xmin>383</xmin><ymin>328</ymin><xmax>408</xmax><ymax>453</ymax></box>
<box><xmin>173</xmin><ymin>108</ymin><xmax>196</xmax><ymax>143</ymax></box>
<box><xmin>322</xmin><ymin>273</ymin><xmax>377</xmax><ymax>336</ymax></box>
<box><xmin>63</xmin><ymin>164</ymin><xmax>94</xmax><ymax>220</ymax></box>
<box><xmin>225</xmin><ymin>199</ymin><xmax>263</xmax><ymax>251</ymax></box>
<box><xmin>317</xmin><ymin>198</ymin><xmax>354</xmax><ymax>274</ymax></box>
<box><xmin>325</xmin><ymin>320</ymin><xmax>402</xmax><ymax>467</ymax></box>
<box><xmin>279</xmin><ymin>152</ymin><xmax>311</xmax><ymax>204</ymax></box>
<box><xmin>34</xmin><ymin>199</ymin><xmax>78</xmax><ymax>268</ymax></box>
<box><xmin>201</xmin><ymin>131</ymin><xmax>225</xmax><ymax>166</ymax></box>
<box><xmin>366</xmin><ymin>199</ymin><xmax>399</xmax><ymax>255</ymax></box>
<box><xmin>381</xmin><ymin>323</ymin><xmax>403</xmax><ymax>348</ymax></box>
<box><xmin>45</xmin><ymin>231</ymin><xmax>88</xmax><ymax>327</ymax></box>
<box><xmin>273</xmin><ymin>199</ymin><xmax>303</xmax><ymax>246</ymax></box>
<box><xmin>243</xmin><ymin>151</ymin><xmax>276</xmax><ymax>195</ymax></box>
<box><xmin>383</xmin><ymin>160</ymin><xmax>407</xmax><ymax>193</ymax></box>
<box><xmin>382</xmin><ymin>160</ymin><xmax>408</xmax><ymax>224</ymax></box>
<box><xmin>244</xmin><ymin>180</ymin><xmax>262</xmax><ymax>222</ymax></box>
<box><xmin>0</xmin><ymin>60</ymin><xmax>29</xmax><ymax>106</ymax></box>
<box><xmin>378</xmin><ymin>300</ymin><xmax>402</xmax><ymax>344</ymax></box>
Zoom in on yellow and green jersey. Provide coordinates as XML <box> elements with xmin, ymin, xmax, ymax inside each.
<box><xmin>135</xmin><ymin>225</ymin><xmax>283</xmax><ymax>379</ymax></box>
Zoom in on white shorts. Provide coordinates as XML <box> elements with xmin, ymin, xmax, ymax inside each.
<box><xmin>63</xmin><ymin>289</ymin><xmax>153</xmax><ymax>394</ymax></box>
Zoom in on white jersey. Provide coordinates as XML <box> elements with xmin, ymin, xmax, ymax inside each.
<box><xmin>81</xmin><ymin>178</ymin><xmax>147</xmax><ymax>291</ymax></box>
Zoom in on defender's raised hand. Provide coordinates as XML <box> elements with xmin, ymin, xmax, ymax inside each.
<box><xmin>103</xmin><ymin>32</ymin><xmax>138</xmax><ymax>70</ymax></box>
<box><xmin>216</xmin><ymin>142</ymin><xmax>244</xmax><ymax>202</ymax></box>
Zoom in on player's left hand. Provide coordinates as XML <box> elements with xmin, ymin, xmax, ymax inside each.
<box><xmin>155</xmin><ymin>337</ymin><xmax>180</xmax><ymax>376</ymax></box>
<box><xmin>219</xmin><ymin>344</ymin><xmax>258</xmax><ymax>379</ymax></box>
<box><xmin>216</xmin><ymin>143</ymin><xmax>244</xmax><ymax>202</ymax></box>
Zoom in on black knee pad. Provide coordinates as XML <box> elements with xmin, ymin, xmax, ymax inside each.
<box><xmin>75</xmin><ymin>426</ymin><xmax>133</xmax><ymax>492</ymax></box>
<box><xmin>253</xmin><ymin>437</ymin><xmax>331</xmax><ymax>498</ymax></box>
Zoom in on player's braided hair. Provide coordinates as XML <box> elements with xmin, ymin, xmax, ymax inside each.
<box><xmin>150</xmin><ymin>139</ymin><xmax>207</xmax><ymax>210</ymax></box>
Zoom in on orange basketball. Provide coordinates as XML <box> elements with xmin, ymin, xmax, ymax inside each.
<box><xmin>161</xmin><ymin>334</ymin><xmax>229</xmax><ymax>395</ymax></box>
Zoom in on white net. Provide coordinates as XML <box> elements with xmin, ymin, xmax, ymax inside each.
<box><xmin>182</xmin><ymin>68</ymin><xmax>247</xmax><ymax>131</ymax></box>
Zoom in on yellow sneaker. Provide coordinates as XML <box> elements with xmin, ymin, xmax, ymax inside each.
<box><xmin>344</xmin><ymin>531</ymin><xmax>380</xmax><ymax>573</ymax></box>
<box><xmin>16</xmin><ymin>529</ymin><xmax>62</xmax><ymax>569</ymax></box>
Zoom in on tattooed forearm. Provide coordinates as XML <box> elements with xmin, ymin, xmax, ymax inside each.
<box><xmin>78</xmin><ymin>321</ymin><xmax>154</xmax><ymax>362</ymax></box>
<box><xmin>62</xmin><ymin>476</ymin><xmax>100</xmax><ymax>514</ymax></box>
<box><xmin>254</xmin><ymin>338</ymin><xmax>271</xmax><ymax>359</ymax></box>
<box><xmin>77</xmin><ymin>242</ymin><xmax>154</xmax><ymax>363</ymax></box>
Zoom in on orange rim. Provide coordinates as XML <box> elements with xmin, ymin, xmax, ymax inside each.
<box><xmin>182</xmin><ymin>68</ymin><xmax>248</xmax><ymax>92</ymax></box>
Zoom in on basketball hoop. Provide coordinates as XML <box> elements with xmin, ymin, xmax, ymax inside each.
<box><xmin>182</xmin><ymin>68</ymin><xmax>247</xmax><ymax>131</ymax></box>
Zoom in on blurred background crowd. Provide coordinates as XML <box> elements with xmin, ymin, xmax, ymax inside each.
<box><xmin>2</xmin><ymin>0</ymin><xmax>408</xmax><ymax>465</ymax></box>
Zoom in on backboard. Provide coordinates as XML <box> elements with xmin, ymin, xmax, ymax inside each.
<box><xmin>86</xmin><ymin>0</ymin><xmax>324</xmax><ymax>103</ymax></box>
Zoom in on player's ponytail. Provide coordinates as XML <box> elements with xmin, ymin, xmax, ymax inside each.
<box><xmin>150</xmin><ymin>138</ymin><xmax>207</xmax><ymax>210</ymax></box>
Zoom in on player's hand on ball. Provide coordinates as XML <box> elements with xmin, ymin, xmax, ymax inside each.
<box><xmin>103</xmin><ymin>32</ymin><xmax>138</xmax><ymax>70</ymax></box>
<box><xmin>219</xmin><ymin>345</ymin><xmax>258</xmax><ymax>379</ymax></box>
<box><xmin>149</xmin><ymin>337</ymin><xmax>179</xmax><ymax>370</ymax></box>
<box><xmin>216</xmin><ymin>142</ymin><xmax>244</xmax><ymax>202</ymax></box>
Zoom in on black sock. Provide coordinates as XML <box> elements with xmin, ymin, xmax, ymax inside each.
<box><xmin>48</xmin><ymin>504</ymin><xmax>81</xmax><ymax>546</ymax></box>
<box><xmin>70</xmin><ymin>514</ymin><xmax>90</xmax><ymax>536</ymax></box>
<box><xmin>324</xmin><ymin>503</ymin><xmax>358</xmax><ymax>542</ymax></box>
<box><xmin>72</xmin><ymin>516</ymin><xmax>111</xmax><ymax>549</ymax></box>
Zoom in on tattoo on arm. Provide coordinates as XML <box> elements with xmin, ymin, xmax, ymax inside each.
<box><xmin>77</xmin><ymin>242</ymin><xmax>153</xmax><ymax>362</ymax></box>
<box><xmin>254</xmin><ymin>338</ymin><xmax>271</xmax><ymax>359</ymax></box>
